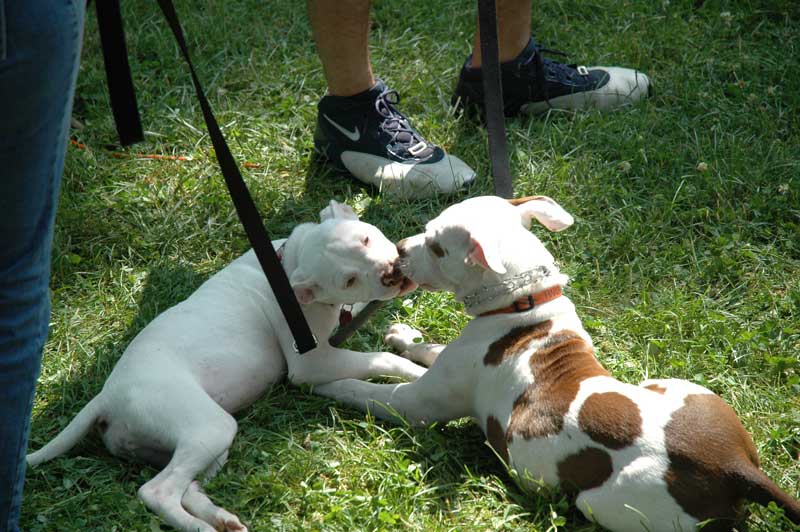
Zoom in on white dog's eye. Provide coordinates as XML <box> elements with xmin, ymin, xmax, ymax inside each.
<box><xmin>345</xmin><ymin>276</ymin><xmax>358</xmax><ymax>288</ymax></box>
<box><xmin>362</xmin><ymin>235</ymin><xmax>370</xmax><ymax>247</ymax></box>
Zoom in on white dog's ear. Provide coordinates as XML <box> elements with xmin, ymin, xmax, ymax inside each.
<box><xmin>290</xmin><ymin>270</ymin><xmax>318</xmax><ymax>304</ymax></box>
<box><xmin>509</xmin><ymin>195</ymin><xmax>574</xmax><ymax>232</ymax></box>
<box><xmin>466</xmin><ymin>234</ymin><xmax>506</xmax><ymax>274</ymax></box>
<box><xmin>320</xmin><ymin>200</ymin><xmax>359</xmax><ymax>222</ymax></box>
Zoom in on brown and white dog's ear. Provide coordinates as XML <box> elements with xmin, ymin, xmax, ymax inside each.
<box><xmin>509</xmin><ymin>195</ymin><xmax>574</xmax><ymax>232</ymax></box>
<box><xmin>466</xmin><ymin>233</ymin><xmax>506</xmax><ymax>274</ymax></box>
<box><xmin>290</xmin><ymin>270</ymin><xmax>318</xmax><ymax>304</ymax></box>
<box><xmin>320</xmin><ymin>200</ymin><xmax>359</xmax><ymax>222</ymax></box>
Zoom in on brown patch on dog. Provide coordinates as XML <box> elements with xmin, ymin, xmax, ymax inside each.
<box><xmin>507</xmin><ymin>195</ymin><xmax>548</xmax><ymax>206</ymax></box>
<box><xmin>507</xmin><ymin>331</ymin><xmax>610</xmax><ymax>440</ymax></box>
<box><xmin>486</xmin><ymin>416</ymin><xmax>509</xmax><ymax>464</ymax></box>
<box><xmin>578</xmin><ymin>392</ymin><xmax>642</xmax><ymax>450</ymax></box>
<box><xmin>483</xmin><ymin>321</ymin><xmax>553</xmax><ymax>366</ymax></box>
<box><xmin>644</xmin><ymin>383</ymin><xmax>667</xmax><ymax>394</ymax></box>
<box><xmin>663</xmin><ymin>393</ymin><xmax>761</xmax><ymax>525</ymax></box>
<box><xmin>557</xmin><ymin>446</ymin><xmax>613</xmax><ymax>494</ymax></box>
<box><xmin>429</xmin><ymin>241</ymin><xmax>445</xmax><ymax>258</ymax></box>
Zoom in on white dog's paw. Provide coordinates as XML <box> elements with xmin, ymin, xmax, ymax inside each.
<box><xmin>227</xmin><ymin>519</ymin><xmax>247</xmax><ymax>532</ymax></box>
<box><xmin>385</xmin><ymin>323</ymin><xmax>423</xmax><ymax>353</ymax></box>
<box><xmin>218</xmin><ymin>514</ymin><xmax>247</xmax><ymax>532</ymax></box>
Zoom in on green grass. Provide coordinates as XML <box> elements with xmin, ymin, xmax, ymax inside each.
<box><xmin>22</xmin><ymin>0</ymin><xmax>800</xmax><ymax>530</ymax></box>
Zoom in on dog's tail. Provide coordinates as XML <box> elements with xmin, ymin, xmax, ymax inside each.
<box><xmin>27</xmin><ymin>394</ymin><xmax>104</xmax><ymax>467</ymax></box>
<box><xmin>737</xmin><ymin>460</ymin><xmax>800</xmax><ymax>524</ymax></box>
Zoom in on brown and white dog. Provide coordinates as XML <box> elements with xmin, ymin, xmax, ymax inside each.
<box><xmin>316</xmin><ymin>195</ymin><xmax>800</xmax><ymax>532</ymax></box>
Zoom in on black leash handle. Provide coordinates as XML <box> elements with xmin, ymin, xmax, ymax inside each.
<box><xmin>477</xmin><ymin>0</ymin><xmax>514</xmax><ymax>198</ymax></box>
<box><xmin>154</xmin><ymin>0</ymin><xmax>318</xmax><ymax>353</ymax></box>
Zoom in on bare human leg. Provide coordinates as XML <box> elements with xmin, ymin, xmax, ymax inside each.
<box><xmin>471</xmin><ymin>0</ymin><xmax>532</xmax><ymax>68</ymax></box>
<box><xmin>307</xmin><ymin>0</ymin><xmax>374</xmax><ymax>96</ymax></box>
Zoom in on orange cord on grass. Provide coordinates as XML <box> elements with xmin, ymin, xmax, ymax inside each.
<box><xmin>69</xmin><ymin>138</ymin><xmax>263</xmax><ymax>168</ymax></box>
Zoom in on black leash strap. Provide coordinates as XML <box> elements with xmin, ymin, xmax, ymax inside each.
<box><xmin>150</xmin><ymin>0</ymin><xmax>317</xmax><ymax>353</ymax></box>
<box><xmin>477</xmin><ymin>0</ymin><xmax>514</xmax><ymax>198</ymax></box>
<box><xmin>95</xmin><ymin>0</ymin><xmax>144</xmax><ymax>146</ymax></box>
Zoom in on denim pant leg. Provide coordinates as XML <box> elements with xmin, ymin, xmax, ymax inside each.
<box><xmin>0</xmin><ymin>1</ymin><xmax>85</xmax><ymax>530</ymax></box>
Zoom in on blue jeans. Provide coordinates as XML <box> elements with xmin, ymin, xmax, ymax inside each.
<box><xmin>0</xmin><ymin>1</ymin><xmax>85</xmax><ymax>530</ymax></box>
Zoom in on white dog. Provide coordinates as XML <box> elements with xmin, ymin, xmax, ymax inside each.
<box><xmin>27</xmin><ymin>200</ymin><xmax>424</xmax><ymax>532</ymax></box>
<box><xmin>316</xmin><ymin>195</ymin><xmax>800</xmax><ymax>531</ymax></box>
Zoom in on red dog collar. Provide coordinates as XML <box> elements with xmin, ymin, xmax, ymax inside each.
<box><xmin>479</xmin><ymin>285</ymin><xmax>562</xmax><ymax>317</ymax></box>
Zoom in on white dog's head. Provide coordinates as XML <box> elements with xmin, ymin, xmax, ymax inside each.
<box><xmin>395</xmin><ymin>195</ymin><xmax>574</xmax><ymax>309</ymax></box>
<box><xmin>288</xmin><ymin>200</ymin><xmax>415</xmax><ymax>305</ymax></box>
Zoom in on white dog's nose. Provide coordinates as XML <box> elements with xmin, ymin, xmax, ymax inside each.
<box><xmin>381</xmin><ymin>264</ymin><xmax>404</xmax><ymax>287</ymax></box>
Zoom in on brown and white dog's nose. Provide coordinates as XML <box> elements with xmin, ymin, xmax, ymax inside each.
<box><xmin>396</xmin><ymin>238</ymin><xmax>409</xmax><ymax>258</ymax></box>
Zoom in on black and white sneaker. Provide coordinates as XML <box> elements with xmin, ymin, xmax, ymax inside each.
<box><xmin>453</xmin><ymin>39</ymin><xmax>651</xmax><ymax>117</ymax></box>
<box><xmin>314</xmin><ymin>80</ymin><xmax>475</xmax><ymax>199</ymax></box>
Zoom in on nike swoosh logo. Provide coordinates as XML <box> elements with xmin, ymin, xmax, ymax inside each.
<box><xmin>323</xmin><ymin>114</ymin><xmax>360</xmax><ymax>141</ymax></box>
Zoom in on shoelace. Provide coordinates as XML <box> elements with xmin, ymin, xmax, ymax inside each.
<box><xmin>374</xmin><ymin>89</ymin><xmax>430</xmax><ymax>159</ymax></box>
<box><xmin>519</xmin><ymin>44</ymin><xmax>591</xmax><ymax>101</ymax></box>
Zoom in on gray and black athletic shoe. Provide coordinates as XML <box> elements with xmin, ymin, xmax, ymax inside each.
<box><xmin>453</xmin><ymin>39</ymin><xmax>651</xmax><ymax>117</ymax></box>
<box><xmin>314</xmin><ymin>80</ymin><xmax>475</xmax><ymax>199</ymax></box>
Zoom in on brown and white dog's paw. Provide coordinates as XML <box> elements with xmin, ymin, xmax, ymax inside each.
<box><xmin>384</xmin><ymin>323</ymin><xmax>424</xmax><ymax>354</ymax></box>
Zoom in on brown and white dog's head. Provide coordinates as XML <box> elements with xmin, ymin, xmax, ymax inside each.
<box><xmin>396</xmin><ymin>195</ymin><xmax>574</xmax><ymax>309</ymax></box>
<box><xmin>287</xmin><ymin>200</ymin><xmax>415</xmax><ymax>305</ymax></box>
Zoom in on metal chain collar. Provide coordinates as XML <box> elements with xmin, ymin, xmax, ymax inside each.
<box><xmin>462</xmin><ymin>265</ymin><xmax>552</xmax><ymax>309</ymax></box>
